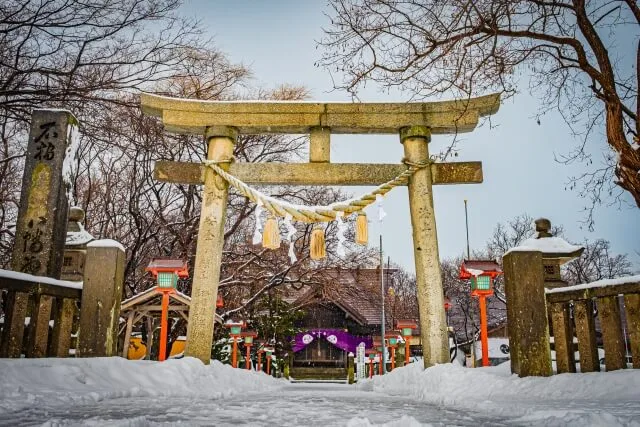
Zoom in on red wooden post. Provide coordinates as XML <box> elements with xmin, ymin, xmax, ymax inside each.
<box><xmin>378</xmin><ymin>352</ymin><xmax>383</xmax><ymax>375</ymax></box>
<box><xmin>479</xmin><ymin>294</ymin><xmax>489</xmax><ymax>367</ymax></box>
<box><xmin>159</xmin><ymin>290</ymin><xmax>171</xmax><ymax>362</ymax></box>
<box><xmin>246</xmin><ymin>345</ymin><xmax>252</xmax><ymax>370</ymax></box>
<box><xmin>390</xmin><ymin>346</ymin><xmax>396</xmax><ymax>371</ymax></box>
<box><xmin>266</xmin><ymin>354</ymin><xmax>271</xmax><ymax>375</ymax></box>
<box><xmin>232</xmin><ymin>336</ymin><xmax>238</xmax><ymax>368</ymax></box>
<box><xmin>459</xmin><ymin>260</ymin><xmax>502</xmax><ymax>368</ymax></box>
<box><xmin>146</xmin><ymin>258</ymin><xmax>188</xmax><ymax>362</ymax></box>
<box><xmin>405</xmin><ymin>338</ymin><xmax>410</xmax><ymax>364</ymax></box>
<box><xmin>257</xmin><ymin>351</ymin><xmax>263</xmax><ymax>372</ymax></box>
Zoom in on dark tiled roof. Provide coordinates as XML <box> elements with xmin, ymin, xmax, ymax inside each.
<box><xmin>288</xmin><ymin>268</ymin><xmax>392</xmax><ymax>326</ymax></box>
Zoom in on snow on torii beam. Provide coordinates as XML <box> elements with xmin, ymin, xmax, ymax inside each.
<box><xmin>141</xmin><ymin>93</ymin><xmax>500</xmax><ymax>135</ymax></box>
<box><xmin>140</xmin><ymin>93</ymin><xmax>501</xmax><ymax>368</ymax></box>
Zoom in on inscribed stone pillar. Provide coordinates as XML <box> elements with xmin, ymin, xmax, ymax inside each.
<box><xmin>77</xmin><ymin>240</ymin><xmax>125</xmax><ymax>357</ymax></box>
<box><xmin>503</xmin><ymin>250</ymin><xmax>552</xmax><ymax>377</ymax></box>
<box><xmin>400</xmin><ymin>126</ymin><xmax>449</xmax><ymax>367</ymax></box>
<box><xmin>0</xmin><ymin>109</ymin><xmax>77</xmax><ymax>358</ymax></box>
<box><xmin>184</xmin><ymin>126</ymin><xmax>237</xmax><ymax>364</ymax></box>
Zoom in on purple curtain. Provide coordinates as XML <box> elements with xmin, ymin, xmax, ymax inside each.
<box><xmin>292</xmin><ymin>329</ymin><xmax>373</xmax><ymax>354</ymax></box>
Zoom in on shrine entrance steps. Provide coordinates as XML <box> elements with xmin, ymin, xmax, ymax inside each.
<box><xmin>290</xmin><ymin>367</ymin><xmax>347</xmax><ymax>381</ymax></box>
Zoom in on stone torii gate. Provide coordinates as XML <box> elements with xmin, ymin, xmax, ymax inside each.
<box><xmin>140</xmin><ymin>93</ymin><xmax>500</xmax><ymax>367</ymax></box>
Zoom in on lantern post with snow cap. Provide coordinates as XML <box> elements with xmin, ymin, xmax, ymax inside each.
<box><xmin>241</xmin><ymin>331</ymin><xmax>258</xmax><ymax>370</ymax></box>
<box><xmin>224</xmin><ymin>320</ymin><xmax>246</xmax><ymax>368</ymax></box>
<box><xmin>396</xmin><ymin>320</ymin><xmax>417</xmax><ymax>365</ymax></box>
<box><xmin>459</xmin><ymin>260</ymin><xmax>502</xmax><ymax>367</ymax></box>
<box><xmin>145</xmin><ymin>258</ymin><xmax>189</xmax><ymax>362</ymax></box>
<box><xmin>264</xmin><ymin>346</ymin><xmax>275</xmax><ymax>375</ymax></box>
<box><xmin>366</xmin><ymin>350</ymin><xmax>377</xmax><ymax>378</ymax></box>
<box><xmin>386</xmin><ymin>334</ymin><xmax>400</xmax><ymax>371</ymax></box>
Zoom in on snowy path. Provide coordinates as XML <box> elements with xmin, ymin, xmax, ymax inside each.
<box><xmin>1</xmin><ymin>382</ymin><xmax>509</xmax><ymax>426</ymax></box>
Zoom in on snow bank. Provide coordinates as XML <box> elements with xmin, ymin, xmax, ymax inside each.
<box><xmin>0</xmin><ymin>357</ymin><xmax>281</xmax><ymax>416</ymax></box>
<box><xmin>359</xmin><ymin>362</ymin><xmax>640</xmax><ymax>426</ymax></box>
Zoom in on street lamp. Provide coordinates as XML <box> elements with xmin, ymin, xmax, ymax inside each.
<box><xmin>396</xmin><ymin>320</ymin><xmax>417</xmax><ymax>365</ymax></box>
<box><xmin>366</xmin><ymin>350</ymin><xmax>377</xmax><ymax>378</ymax></box>
<box><xmin>241</xmin><ymin>331</ymin><xmax>258</xmax><ymax>370</ymax></box>
<box><xmin>385</xmin><ymin>334</ymin><xmax>399</xmax><ymax>371</ymax></box>
<box><xmin>264</xmin><ymin>346</ymin><xmax>275</xmax><ymax>375</ymax></box>
<box><xmin>459</xmin><ymin>260</ymin><xmax>502</xmax><ymax>367</ymax></box>
<box><xmin>145</xmin><ymin>258</ymin><xmax>189</xmax><ymax>362</ymax></box>
<box><xmin>224</xmin><ymin>320</ymin><xmax>246</xmax><ymax>368</ymax></box>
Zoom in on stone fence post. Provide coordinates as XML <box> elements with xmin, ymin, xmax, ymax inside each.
<box><xmin>503</xmin><ymin>250</ymin><xmax>552</xmax><ymax>377</ymax></box>
<box><xmin>77</xmin><ymin>240</ymin><xmax>125</xmax><ymax>357</ymax></box>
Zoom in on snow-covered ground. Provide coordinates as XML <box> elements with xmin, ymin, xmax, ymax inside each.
<box><xmin>0</xmin><ymin>357</ymin><xmax>638</xmax><ymax>426</ymax></box>
<box><xmin>360</xmin><ymin>362</ymin><xmax>640</xmax><ymax>426</ymax></box>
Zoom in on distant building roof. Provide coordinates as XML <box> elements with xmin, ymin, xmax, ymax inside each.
<box><xmin>286</xmin><ymin>268</ymin><xmax>395</xmax><ymax>327</ymax></box>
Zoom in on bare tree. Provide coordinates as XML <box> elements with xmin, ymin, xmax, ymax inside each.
<box><xmin>487</xmin><ymin>213</ymin><xmax>564</xmax><ymax>258</ymax></box>
<box><xmin>320</xmin><ymin>0</ymin><xmax>640</xmax><ymax>223</ymax></box>
<box><xmin>0</xmin><ymin>0</ymin><xmax>207</xmax><ymax>264</ymax></box>
<box><xmin>564</xmin><ymin>238</ymin><xmax>633</xmax><ymax>284</ymax></box>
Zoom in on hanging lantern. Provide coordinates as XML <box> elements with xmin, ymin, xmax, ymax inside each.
<box><xmin>216</xmin><ymin>294</ymin><xmax>224</xmax><ymax>308</ymax></box>
<box><xmin>355</xmin><ymin>212</ymin><xmax>368</xmax><ymax>245</ymax></box>
<box><xmin>310</xmin><ymin>227</ymin><xmax>326</xmax><ymax>260</ymax></box>
<box><xmin>262</xmin><ymin>215</ymin><xmax>281</xmax><ymax>249</ymax></box>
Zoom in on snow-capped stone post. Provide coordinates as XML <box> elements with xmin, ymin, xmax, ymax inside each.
<box><xmin>503</xmin><ymin>219</ymin><xmax>583</xmax><ymax>377</ymax></box>
<box><xmin>77</xmin><ymin>240</ymin><xmax>125</xmax><ymax>357</ymax></box>
<box><xmin>0</xmin><ymin>109</ymin><xmax>78</xmax><ymax>358</ymax></box>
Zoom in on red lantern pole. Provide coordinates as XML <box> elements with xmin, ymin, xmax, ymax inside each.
<box><xmin>378</xmin><ymin>352</ymin><xmax>383</xmax><ymax>375</ymax></box>
<box><xmin>159</xmin><ymin>290</ymin><xmax>171</xmax><ymax>362</ymax></box>
<box><xmin>390</xmin><ymin>346</ymin><xmax>396</xmax><ymax>371</ymax></box>
<box><xmin>479</xmin><ymin>294</ymin><xmax>489</xmax><ymax>367</ymax></box>
<box><xmin>232</xmin><ymin>336</ymin><xmax>238</xmax><ymax>368</ymax></box>
<box><xmin>245</xmin><ymin>345</ymin><xmax>252</xmax><ymax>370</ymax></box>
<box><xmin>266</xmin><ymin>355</ymin><xmax>271</xmax><ymax>375</ymax></box>
<box><xmin>405</xmin><ymin>337</ymin><xmax>410</xmax><ymax>365</ymax></box>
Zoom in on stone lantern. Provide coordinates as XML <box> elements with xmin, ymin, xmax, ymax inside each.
<box><xmin>521</xmin><ymin>218</ymin><xmax>584</xmax><ymax>289</ymax></box>
<box><xmin>61</xmin><ymin>207</ymin><xmax>94</xmax><ymax>281</ymax></box>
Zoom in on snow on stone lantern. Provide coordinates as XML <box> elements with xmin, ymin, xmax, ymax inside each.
<box><xmin>396</xmin><ymin>320</ymin><xmax>417</xmax><ymax>365</ymax></box>
<box><xmin>516</xmin><ymin>218</ymin><xmax>584</xmax><ymax>289</ymax></box>
<box><xmin>224</xmin><ymin>320</ymin><xmax>246</xmax><ymax>368</ymax></box>
<box><xmin>145</xmin><ymin>258</ymin><xmax>189</xmax><ymax>362</ymax></box>
<box><xmin>459</xmin><ymin>259</ymin><xmax>502</xmax><ymax>367</ymax></box>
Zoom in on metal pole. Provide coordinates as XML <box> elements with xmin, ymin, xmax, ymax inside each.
<box><xmin>464</xmin><ymin>199</ymin><xmax>470</xmax><ymax>259</ymax></box>
<box><xmin>380</xmin><ymin>234</ymin><xmax>387</xmax><ymax>374</ymax></box>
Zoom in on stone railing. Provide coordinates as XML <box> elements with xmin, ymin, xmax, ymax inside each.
<box><xmin>503</xmin><ymin>217</ymin><xmax>638</xmax><ymax>377</ymax></box>
<box><xmin>546</xmin><ymin>276</ymin><xmax>640</xmax><ymax>373</ymax></box>
<box><xmin>0</xmin><ymin>269</ymin><xmax>81</xmax><ymax>358</ymax></box>
<box><xmin>0</xmin><ymin>208</ymin><xmax>125</xmax><ymax>359</ymax></box>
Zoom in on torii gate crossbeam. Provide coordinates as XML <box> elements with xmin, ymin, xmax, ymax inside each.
<box><xmin>140</xmin><ymin>93</ymin><xmax>500</xmax><ymax>368</ymax></box>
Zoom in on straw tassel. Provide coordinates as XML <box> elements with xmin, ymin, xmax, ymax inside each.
<box><xmin>310</xmin><ymin>227</ymin><xmax>326</xmax><ymax>260</ymax></box>
<box><xmin>262</xmin><ymin>216</ymin><xmax>281</xmax><ymax>249</ymax></box>
<box><xmin>355</xmin><ymin>212</ymin><xmax>368</xmax><ymax>245</ymax></box>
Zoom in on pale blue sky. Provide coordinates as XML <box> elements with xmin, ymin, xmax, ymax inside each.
<box><xmin>183</xmin><ymin>0</ymin><xmax>639</xmax><ymax>272</ymax></box>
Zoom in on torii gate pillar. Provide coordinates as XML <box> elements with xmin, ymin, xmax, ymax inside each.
<box><xmin>184</xmin><ymin>126</ymin><xmax>237</xmax><ymax>363</ymax></box>
<box><xmin>401</xmin><ymin>126</ymin><xmax>449</xmax><ymax>366</ymax></box>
